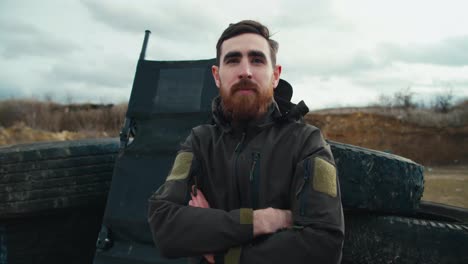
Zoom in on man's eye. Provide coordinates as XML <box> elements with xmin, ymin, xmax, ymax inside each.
<box><xmin>226</xmin><ymin>58</ymin><xmax>239</xmax><ymax>64</ymax></box>
<box><xmin>252</xmin><ymin>58</ymin><xmax>265</xmax><ymax>64</ymax></box>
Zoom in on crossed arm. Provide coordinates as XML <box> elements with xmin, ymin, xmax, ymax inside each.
<box><xmin>148</xmin><ymin>160</ymin><xmax>343</xmax><ymax>263</ymax></box>
<box><xmin>188</xmin><ymin>186</ymin><xmax>292</xmax><ymax>263</ymax></box>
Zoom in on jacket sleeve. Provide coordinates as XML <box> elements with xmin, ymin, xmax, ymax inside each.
<box><xmin>147</xmin><ymin>131</ymin><xmax>254</xmax><ymax>258</ymax></box>
<box><xmin>224</xmin><ymin>129</ymin><xmax>345</xmax><ymax>264</ymax></box>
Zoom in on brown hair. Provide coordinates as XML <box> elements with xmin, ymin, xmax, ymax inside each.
<box><xmin>216</xmin><ymin>20</ymin><xmax>279</xmax><ymax>67</ymax></box>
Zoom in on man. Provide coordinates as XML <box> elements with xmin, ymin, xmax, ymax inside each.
<box><xmin>148</xmin><ymin>20</ymin><xmax>344</xmax><ymax>264</ymax></box>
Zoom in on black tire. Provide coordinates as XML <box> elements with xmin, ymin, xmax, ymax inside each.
<box><xmin>1</xmin><ymin>206</ymin><xmax>104</xmax><ymax>264</ymax></box>
<box><xmin>342</xmin><ymin>211</ymin><xmax>468</xmax><ymax>264</ymax></box>
<box><xmin>418</xmin><ymin>200</ymin><xmax>468</xmax><ymax>222</ymax></box>
<box><xmin>329</xmin><ymin>140</ymin><xmax>424</xmax><ymax>213</ymax></box>
<box><xmin>0</xmin><ymin>138</ymin><xmax>119</xmax><ymax>217</ymax></box>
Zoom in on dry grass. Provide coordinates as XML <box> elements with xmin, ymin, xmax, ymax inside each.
<box><xmin>0</xmin><ymin>122</ymin><xmax>108</xmax><ymax>146</ymax></box>
<box><xmin>0</xmin><ymin>99</ymin><xmax>127</xmax><ymax>145</ymax></box>
<box><xmin>313</xmin><ymin>100</ymin><xmax>468</xmax><ymax>128</ymax></box>
<box><xmin>422</xmin><ymin>166</ymin><xmax>468</xmax><ymax>208</ymax></box>
<box><xmin>0</xmin><ymin>99</ymin><xmax>126</xmax><ymax>140</ymax></box>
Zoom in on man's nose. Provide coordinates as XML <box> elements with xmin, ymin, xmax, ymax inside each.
<box><xmin>238</xmin><ymin>60</ymin><xmax>252</xmax><ymax>79</ymax></box>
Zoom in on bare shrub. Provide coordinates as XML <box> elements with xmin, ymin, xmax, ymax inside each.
<box><xmin>432</xmin><ymin>89</ymin><xmax>454</xmax><ymax>113</ymax></box>
<box><xmin>372</xmin><ymin>86</ymin><xmax>467</xmax><ymax>128</ymax></box>
<box><xmin>393</xmin><ymin>87</ymin><xmax>416</xmax><ymax>109</ymax></box>
<box><xmin>377</xmin><ymin>94</ymin><xmax>393</xmax><ymax>108</ymax></box>
<box><xmin>0</xmin><ymin>100</ymin><xmax>25</xmax><ymax>127</ymax></box>
<box><xmin>0</xmin><ymin>99</ymin><xmax>127</xmax><ymax>137</ymax></box>
<box><xmin>371</xmin><ymin>99</ymin><xmax>468</xmax><ymax>128</ymax></box>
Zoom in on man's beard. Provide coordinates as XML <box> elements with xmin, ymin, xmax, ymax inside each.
<box><xmin>220</xmin><ymin>78</ymin><xmax>274</xmax><ymax>122</ymax></box>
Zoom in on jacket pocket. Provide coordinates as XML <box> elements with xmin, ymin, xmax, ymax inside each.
<box><xmin>250</xmin><ymin>152</ymin><xmax>261</xmax><ymax>209</ymax></box>
<box><xmin>295</xmin><ymin>158</ymin><xmax>311</xmax><ymax>216</ymax></box>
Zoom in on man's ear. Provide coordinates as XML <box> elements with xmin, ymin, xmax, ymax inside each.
<box><xmin>272</xmin><ymin>65</ymin><xmax>282</xmax><ymax>89</ymax></box>
<box><xmin>212</xmin><ymin>65</ymin><xmax>221</xmax><ymax>89</ymax></box>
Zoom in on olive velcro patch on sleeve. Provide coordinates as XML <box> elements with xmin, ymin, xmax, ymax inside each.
<box><xmin>312</xmin><ymin>157</ymin><xmax>337</xmax><ymax>197</ymax></box>
<box><xmin>240</xmin><ymin>208</ymin><xmax>253</xmax><ymax>225</ymax></box>
<box><xmin>166</xmin><ymin>152</ymin><xmax>193</xmax><ymax>181</ymax></box>
<box><xmin>224</xmin><ymin>247</ymin><xmax>241</xmax><ymax>264</ymax></box>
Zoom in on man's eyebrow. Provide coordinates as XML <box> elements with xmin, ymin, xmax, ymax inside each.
<box><xmin>223</xmin><ymin>51</ymin><xmax>242</xmax><ymax>62</ymax></box>
<box><xmin>248</xmin><ymin>50</ymin><xmax>267</xmax><ymax>60</ymax></box>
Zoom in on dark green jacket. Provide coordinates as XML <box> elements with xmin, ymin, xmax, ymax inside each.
<box><xmin>148</xmin><ymin>97</ymin><xmax>344</xmax><ymax>263</ymax></box>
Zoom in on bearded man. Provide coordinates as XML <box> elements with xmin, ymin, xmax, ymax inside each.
<box><xmin>148</xmin><ymin>20</ymin><xmax>344</xmax><ymax>264</ymax></box>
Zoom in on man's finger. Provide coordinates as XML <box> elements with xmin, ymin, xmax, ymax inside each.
<box><xmin>190</xmin><ymin>191</ymin><xmax>202</xmax><ymax>207</ymax></box>
<box><xmin>194</xmin><ymin>189</ymin><xmax>210</xmax><ymax>208</ymax></box>
<box><xmin>204</xmin><ymin>254</ymin><xmax>215</xmax><ymax>263</ymax></box>
<box><xmin>189</xmin><ymin>187</ymin><xmax>211</xmax><ymax>208</ymax></box>
<box><xmin>278</xmin><ymin>209</ymin><xmax>292</xmax><ymax>229</ymax></box>
<box><xmin>193</xmin><ymin>193</ymin><xmax>207</xmax><ymax>208</ymax></box>
<box><xmin>191</xmin><ymin>195</ymin><xmax>202</xmax><ymax>207</ymax></box>
<box><xmin>197</xmin><ymin>189</ymin><xmax>207</xmax><ymax>200</ymax></box>
<box><xmin>283</xmin><ymin>210</ymin><xmax>293</xmax><ymax>227</ymax></box>
<box><xmin>197</xmin><ymin>195</ymin><xmax>209</xmax><ymax>208</ymax></box>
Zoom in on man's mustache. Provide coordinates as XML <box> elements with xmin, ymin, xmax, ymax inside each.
<box><xmin>231</xmin><ymin>79</ymin><xmax>259</xmax><ymax>94</ymax></box>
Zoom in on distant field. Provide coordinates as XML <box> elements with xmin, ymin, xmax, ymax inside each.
<box><xmin>422</xmin><ymin>165</ymin><xmax>468</xmax><ymax>208</ymax></box>
<box><xmin>2</xmin><ymin>99</ymin><xmax>467</xmax><ymax>163</ymax></box>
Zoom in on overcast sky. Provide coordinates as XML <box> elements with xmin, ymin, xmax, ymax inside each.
<box><xmin>1</xmin><ymin>0</ymin><xmax>467</xmax><ymax>109</ymax></box>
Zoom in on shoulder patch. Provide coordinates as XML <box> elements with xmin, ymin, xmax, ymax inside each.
<box><xmin>312</xmin><ymin>157</ymin><xmax>337</xmax><ymax>197</ymax></box>
<box><xmin>166</xmin><ymin>152</ymin><xmax>193</xmax><ymax>181</ymax></box>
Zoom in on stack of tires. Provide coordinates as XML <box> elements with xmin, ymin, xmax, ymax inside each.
<box><xmin>0</xmin><ymin>139</ymin><xmax>119</xmax><ymax>264</ymax></box>
<box><xmin>330</xmin><ymin>141</ymin><xmax>468</xmax><ymax>263</ymax></box>
<box><xmin>1</xmin><ymin>139</ymin><xmax>467</xmax><ymax>263</ymax></box>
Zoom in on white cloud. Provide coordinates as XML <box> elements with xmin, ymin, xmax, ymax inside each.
<box><xmin>334</xmin><ymin>0</ymin><xmax>468</xmax><ymax>44</ymax></box>
<box><xmin>378</xmin><ymin>36</ymin><xmax>468</xmax><ymax>66</ymax></box>
<box><xmin>0</xmin><ymin>0</ymin><xmax>467</xmax><ymax>109</ymax></box>
<box><xmin>292</xmin><ymin>75</ymin><xmax>380</xmax><ymax>110</ymax></box>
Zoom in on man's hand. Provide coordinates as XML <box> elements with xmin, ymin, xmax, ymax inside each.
<box><xmin>188</xmin><ymin>186</ymin><xmax>215</xmax><ymax>264</ymax></box>
<box><xmin>189</xmin><ymin>186</ymin><xmax>210</xmax><ymax>208</ymax></box>
<box><xmin>253</xmin><ymin>207</ymin><xmax>292</xmax><ymax>237</ymax></box>
<box><xmin>188</xmin><ymin>187</ymin><xmax>293</xmax><ymax>261</ymax></box>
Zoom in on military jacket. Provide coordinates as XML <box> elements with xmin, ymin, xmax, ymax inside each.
<box><xmin>148</xmin><ymin>97</ymin><xmax>344</xmax><ymax>264</ymax></box>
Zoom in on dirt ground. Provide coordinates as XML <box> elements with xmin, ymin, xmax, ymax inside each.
<box><xmin>422</xmin><ymin>165</ymin><xmax>468</xmax><ymax>208</ymax></box>
<box><xmin>306</xmin><ymin>110</ymin><xmax>468</xmax><ymax>166</ymax></box>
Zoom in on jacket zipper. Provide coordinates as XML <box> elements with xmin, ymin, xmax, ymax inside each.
<box><xmin>234</xmin><ymin>132</ymin><xmax>246</xmax><ymax>206</ymax></box>
<box><xmin>249</xmin><ymin>152</ymin><xmax>260</xmax><ymax>209</ymax></box>
<box><xmin>295</xmin><ymin>158</ymin><xmax>311</xmax><ymax>216</ymax></box>
<box><xmin>234</xmin><ymin>133</ymin><xmax>246</xmax><ymax>153</ymax></box>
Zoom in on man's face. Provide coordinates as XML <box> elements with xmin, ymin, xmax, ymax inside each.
<box><xmin>212</xmin><ymin>33</ymin><xmax>281</xmax><ymax>121</ymax></box>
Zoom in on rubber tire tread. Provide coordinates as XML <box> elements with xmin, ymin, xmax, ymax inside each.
<box><xmin>418</xmin><ymin>200</ymin><xmax>468</xmax><ymax>222</ymax></box>
<box><xmin>0</xmin><ymin>138</ymin><xmax>119</xmax><ymax>217</ymax></box>
<box><xmin>329</xmin><ymin>140</ymin><xmax>424</xmax><ymax>213</ymax></box>
<box><xmin>342</xmin><ymin>212</ymin><xmax>468</xmax><ymax>264</ymax></box>
<box><xmin>1</xmin><ymin>206</ymin><xmax>104</xmax><ymax>264</ymax></box>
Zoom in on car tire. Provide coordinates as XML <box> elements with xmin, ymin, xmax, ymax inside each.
<box><xmin>342</xmin><ymin>211</ymin><xmax>468</xmax><ymax>264</ymax></box>
<box><xmin>418</xmin><ymin>200</ymin><xmax>468</xmax><ymax>222</ymax></box>
<box><xmin>329</xmin><ymin>140</ymin><xmax>424</xmax><ymax>213</ymax></box>
<box><xmin>0</xmin><ymin>206</ymin><xmax>104</xmax><ymax>264</ymax></box>
<box><xmin>0</xmin><ymin>138</ymin><xmax>119</xmax><ymax>217</ymax></box>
